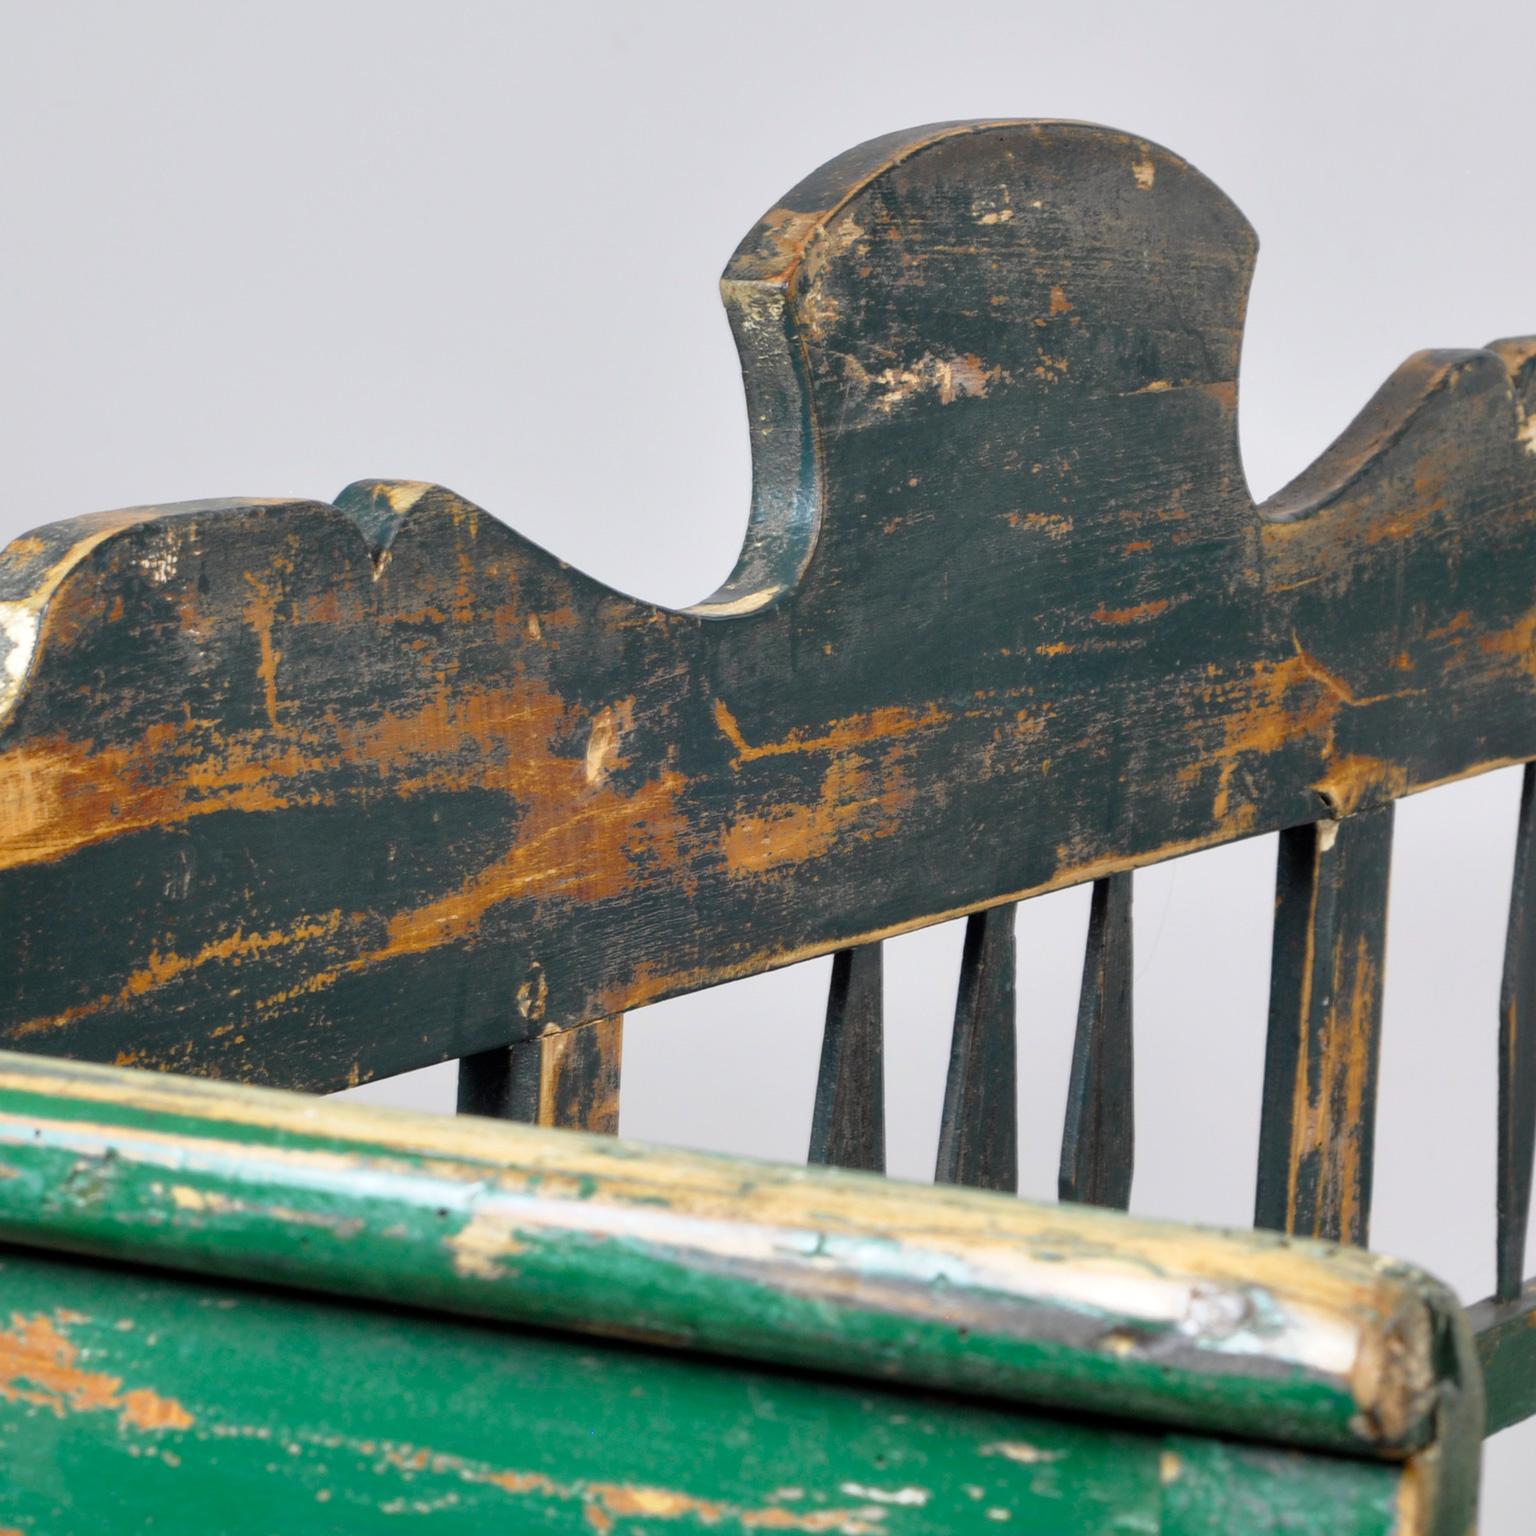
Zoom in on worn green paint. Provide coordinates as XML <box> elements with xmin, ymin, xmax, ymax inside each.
<box><xmin>0</xmin><ymin>126</ymin><xmax>1532</xmax><ymax>1102</ymax></box>
<box><xmin>0</xmin><ymin>1246</ymin><xmax>1407</xmax><ymax>1536</ymax></box>
<box><xmin>1157</xmin><ymin>1438</ymin><xmax>1401</xmax><ymax>1536</ymax></box>
<box><xmin>0</xmin><ymin>1051</ymin><xmax>1474</xmax><ymax>1468</ymax></box>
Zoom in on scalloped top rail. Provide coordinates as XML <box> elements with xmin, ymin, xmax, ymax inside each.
<box><xmin>1</xmin><ymin>121</ymin><xmax>1534</xmax><ymax>1090</ymax></box>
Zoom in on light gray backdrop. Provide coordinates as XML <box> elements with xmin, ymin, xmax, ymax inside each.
<box><xmin>3</xmin><ymin>0</ymin><xmax>1531</xmax><ymax>1523</ymax></box>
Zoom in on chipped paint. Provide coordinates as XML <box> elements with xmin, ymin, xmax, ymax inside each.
<box><xmin>713</xmin><ymin>698</ymin><xmax>945</xmax><ymax>768</ymax></box>
<box><xmin>981</xmin><ymin>1442</ymin><xmax>1064</xmax><ymax>1466</ymax></box>
<box><xmin>838</xmin><ymin>1483</ymin><xmax>929</xmax><ymax>1506</ymax></box>
<box><xmin>447</xmin><ymin>1208</ymin><xmax>528</xmax><ymax>1280</ymax></box>
<box><xmin>1090</xmin><ymin>598</ymin><xmax>1170</xmax><ymax>625</ymax></box>
<box><xmin>0</xmin><ymin>1310</ymin><xmax>193</xmax><ymax>1432</ymax></box>
<box><xmin>0</xmin><ymin>1051</ymin><xmax>1460</xmax><ymax>1466</ymax></box>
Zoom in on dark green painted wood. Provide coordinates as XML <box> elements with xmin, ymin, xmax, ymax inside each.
<box><xmin>1497</xmin><ymin>762</ymin><xmax>1536</xmax><ymax>1301</ymax></box>
<box><xmin>1059</xmin><ymin>872</ymin><xmax>1134</xmax><ymax>1209</ymax></box>
<box><xmin>937</xmin><ymin>905</ymin><xmax>1018</xmax><ymax>1193</ymax></box>
<box><xmin>457</xmin><ymin>1039</ymin><xmax>521</xmax><ymax>1117</ymax></box>
<box><xmin>1157</xmin><ymin>1437</ymin><xmax>1400</xmax><ymax>1536</ymax></box>
<box><xmin>1256</xmin><ymin>808</ymin><xmax>1394</xmax><ymax>1247</ymax></box>
<box><xmin>0</xmin><ymin>1245</ymin><xmax>1414</xmax><ymax>1536</ymax></box>
<box><xmin>809</xmin><ymin>944</ymin><xmax>884</xmax><ymax>1172</ymax></box>
<box><xmin>1468</xmin><ymin>1280</ymin><xmax>1536</xmax><ymax>1436</ymax></box>
<box><xmin>0</xmin><ymin>125</ymin><xmax>1531</xmax><ymax>1097</ymax></box>
<box><xmin>0</xmin><ymin>1049</ymin><xmax>1475</xmax><ymax>1461</ymax></box>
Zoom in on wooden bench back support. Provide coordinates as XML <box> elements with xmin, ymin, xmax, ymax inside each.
<box><xmin>2</xmin><ymin>120</ymin><xmax>1534</xmax><ymax>1431</ymax></box>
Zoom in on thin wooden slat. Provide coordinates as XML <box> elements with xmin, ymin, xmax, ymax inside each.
<box><xmin>809</xmin><ymin>943</ymin><xmax>884</xmax><ymax>1172</ymax></box>
<box><xmin>1497</xmin><ymin>762</ymin><xmax>1536</xmax><ymax>1301</ymax></box>
<box><xmin>936</xmin><ymin>904</ymin><xmax>1018</xmax><ymax>1193</ymax></box>
<box><xmin>1255</xmin><ymin>806</ymin><xmax>1394</xmax><ymax>1246</ymax></box>
<box><xmin>1059</xmin><ymin>872</ymin><xmax>1134</xmax><ymax>1209</ymax></box>
<box><xmin>458</xmin><ymin>1015</ymin><xmax>623</xmax><ymax>1133</ymax></box>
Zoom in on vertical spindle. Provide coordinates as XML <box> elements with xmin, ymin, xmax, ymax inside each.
<box><xmin>936</xmin><ymin>904</ymin><xmax>1018</xmax><ymax>1192</ymax></box>
<box><xmin>1059</xmin><ymin>872</ymin><xmax>1134</xmax><ymax>1208</ymax></box>
<box><xmin>1498</xmin><ymin>763</ymin><xmax>1536</xmax><ymax>1301</ymax></box>
<box><xmin>809</xmin><ymin>944</ymin><xmax>885</xmax><ymax>1172</ymax></box>
<box><xmin>458</xmin><ymin>1015</ymin><xmax>624</xmax><ymax>1133</ymax></box>
<box><xmin>1255</xmin><ymin>806</ymin><xmax>1393</xmax><ymax>1246</ymax></box>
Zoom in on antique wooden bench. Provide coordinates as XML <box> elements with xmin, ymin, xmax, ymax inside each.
<box><xmin>1</xmin><ymin>119</ymin><xmax>1531</xmax><ymax>1532</ymax></box>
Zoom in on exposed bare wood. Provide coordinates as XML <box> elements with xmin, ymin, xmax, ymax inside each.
<box><xmin>0</xmin><ymin>124</ymin><xmax>1527</xmax><ymax>1099</ymax></box>
<box><xmin>459</xmin><ymin>1015</ymin><xmax>623</xmax><ymax>1133</ymax></box>
<box><xmin>1256</xmin><ymin>808</ymin><xmax>1394</xmax><ymax>1246</ymax></box>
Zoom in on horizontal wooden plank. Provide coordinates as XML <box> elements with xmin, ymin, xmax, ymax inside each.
<box><xmin>0</xmin><ymin>1049</ymin><xmax>1478</xmax><ymax>1473</ymax></box>
<box><xmin>0</xmin><ymin>125</ymin><xmax>1531</xmax><ymax>1094</ymax></box>
<box><xmin>1467</xmin><ymin>1280</ymin><xmax>1536</xmax><ymax>1436</ymax></box>
<box><xmin>0</xmin><ymin>1244</ymin><xmax>1409</xmax><ymax>1536</ymax></box>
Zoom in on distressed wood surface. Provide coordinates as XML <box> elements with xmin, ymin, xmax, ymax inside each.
<box><xmin>936</xmin><ymin>905</ymin><xmax>1018</xmax><ymax>1192</ymax></box>
<box><xmin>1256</xmin><ymin>808</ymin><xmax>1394</xmax><ymax>1247</ymax></box>
<box><xmin>0</xmin><ymin>1049</ymin><xmax>1483</xmax><ymax>1480</ymax></box>
<box><xmin>0</xmin><ymin>122</ymin><xmax>1532</xmax><ymax>1092</ymax></box>
<box><xmin>457</xmin><ymin>1013</ymin><xmax>622</xmax><ymax>1131</ymax></box>
<box><xmin>1497</xmin><ymin>762</ymin><xmax>1536</xmax><ymax>1301</ymax></box>
<box><xmin>1059</xmin><ymin>872</ymin><xmax>1134</xmax><ymax>1208</ymax></box>
<box><xmin>809</xmin><ymin>943</ymin><xmax>884</xmax><ymax>1171</ymax></box>
<box><xmin>0</xmin><ymin>1246</ymin><xmax>1415</xmax><ymax>1536</ymax></box>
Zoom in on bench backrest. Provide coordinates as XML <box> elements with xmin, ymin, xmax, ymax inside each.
<box><xmin>2</xmin><ymin>121</ymin><xmax>1534</xmax><ymax>1431</ymax></box>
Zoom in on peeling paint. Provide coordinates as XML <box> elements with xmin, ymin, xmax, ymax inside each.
<box><xmin>0</xmin><ymin>1311</ymin><xmax>193</xmax><ymax>1432</ymax></box>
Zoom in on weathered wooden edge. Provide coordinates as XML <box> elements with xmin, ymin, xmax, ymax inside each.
<box><xmin>0</xmin><ymin>1246</ymin><xmax>1411</xmax><ymax>1536</ymax></box>
<box><xmin>0</xmin><ymin>1052</ymin><xmax>1477</xmax><ymax>1477</ymax></box>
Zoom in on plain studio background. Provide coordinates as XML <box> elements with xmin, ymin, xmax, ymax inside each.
<box><xmin>3</xmin><ymin>0</ymin><xmax>1532</xmax><ymax>1522</ymax></box>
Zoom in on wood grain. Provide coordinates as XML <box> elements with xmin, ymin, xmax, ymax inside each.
<box><xmin>458</xmin><ymin>1014</ymin><xmax>622</xmax><ymax>1132</ymax></box>
<box><xmin>0</xmin><ymin>123</ymin><xmax>1529</xmax><ymax>1092</ymax></box>
<box><xmin>1255</xmin><ymin>808</ymin><xmax>1394</xmax><ymax>1247</ymax></box>
<box><xmin>0</xmin><ymin>1047</ymin><xmax>1479</xmax><ymax>1467</ymax></box>
<box><xmin>0</xmin><ymin>1246</ymin><xmax>1412</xmax><ymax>1536</ymax></box>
